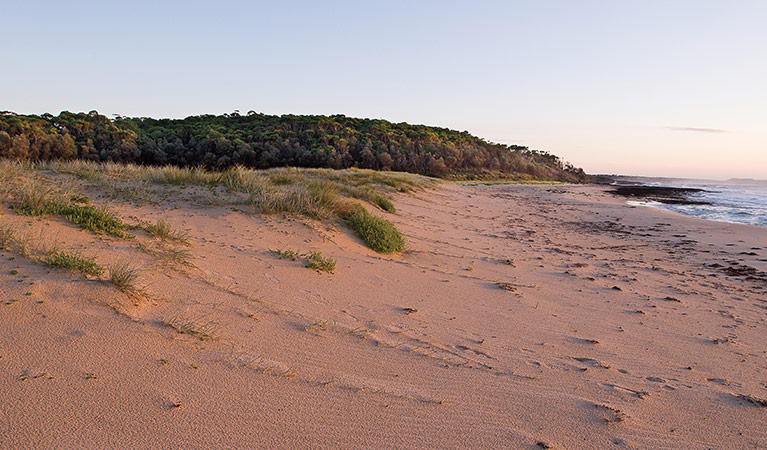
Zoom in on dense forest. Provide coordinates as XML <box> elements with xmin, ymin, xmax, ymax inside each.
<box><xmin>0</xmin><ymin>110</ymin><xmax>586</xmax><ymax>181</ymax></box>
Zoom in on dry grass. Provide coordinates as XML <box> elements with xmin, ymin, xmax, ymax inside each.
<box><xmin>163</xmin><ymin>315</ymin><xmax>219</xmax><ymax>341</ymax></box>
<box><xmin>4</xmin><ymin>159</ymin><xmax>436</xmax><ymax>252</ymax></box>
<box><xmin>5</xmin><ymin>177</ymin><xmax>130</xmax><ymax>238</ymax></box>
<box><xmin>34</xmin><ymin>160</ymin><xmax>435</xmax><ymax>217</ymax></box>
<box><xmin>109</xmin><ymin>261</ymin><xmax>142</xmax><ymax>295</ymax></box>
<box><xmin>144</xmin><ymin>218</ymin><xmax>190</xmax><ymax>245</ymax></box>
<box><xmin>0</xmin><ymin>224</ymin><xmax>18</xmax><ymax>250</ymax></box>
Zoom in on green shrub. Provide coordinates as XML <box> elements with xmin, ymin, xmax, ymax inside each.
<box><xmin>271</xmin><ymin>248</ymin><xmax>300</xmax><ymax>261</ymax></box>
<box><xmin>344</xmin><ymin>204</ymin><xmax>404</xmax><ymax>253</ymax></box>
<box><xmin>305</xmin><ymin>250</ymin><xmax>336</xmax><ymax>273</ymax></box>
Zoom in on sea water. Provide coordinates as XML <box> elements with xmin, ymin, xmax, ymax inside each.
<box><xmin>632</xmin><ymin>183</ymin><xmax>767</xmax><ymax>227</ymax></box>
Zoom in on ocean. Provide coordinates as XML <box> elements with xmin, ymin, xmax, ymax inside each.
<box><xmin>628</xmin><ymin>182</ymin><xmax>767</xmax><ymax>227</ymax></box>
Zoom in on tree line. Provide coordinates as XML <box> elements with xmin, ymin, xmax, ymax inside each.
<box><xmin>0</xmin><ymin>110</ymin><xmax>586</xmax><ymax>181</ymax></box>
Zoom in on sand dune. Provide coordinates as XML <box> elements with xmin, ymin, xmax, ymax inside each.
<box><xmin>2</xmin><ymin>176</ymin><xmax>766</xmax><ymax>449</ymax></box>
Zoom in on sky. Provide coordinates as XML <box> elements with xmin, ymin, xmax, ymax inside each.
<box><xmin>2</xmin><ymin>0</ymin><xmax>766</xmax><ymax>179</ymax></box>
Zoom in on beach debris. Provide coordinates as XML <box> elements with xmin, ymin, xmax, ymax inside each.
<box><xmin>401</xmin><ymin>307</ymin><xmax>418</xmax><ymax>315</ymax></box>
<box><xmin>735</xmin><ymin>394</ymin><xmax>767</xmax><ymax>407</ymax></box>
<box><xmin>661</xmin><ymin>296</ymin><xmax>681</xmax><ymax>302</ymax></box>
<box><xmin>611</xmin><ymin>286</ymin><xmax>622</xmax><ymax>291</ymax></box>
<box><xmin>709</xmin><ymin>263</ymin><xmax>767</xmax><ymax>284</ymax></box>
<box><xmin>536</xmin><ymin>441</ymin><xmax>553</xmax><ymax>449</ymax></box>
<box><xmin>711</xmin><ymin>336</ymin><xmax>736</xmax><ymax>345</ymax></box>
<box><xmin>497</xmin><ymin>282</ymin><xmax>516</xmax><ymax>292</ymax></box>
<box><xmin>609</xmin><ymin>384</ymin><xmax>650</xmax><ymax>399</ymax></box>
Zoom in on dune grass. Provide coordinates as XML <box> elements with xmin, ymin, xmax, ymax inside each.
<box><xmin>9</xmin><ymin>179</ymin><xmax>130</xmax><ymax>238</ymax></box>
<box><xmin>163</xmin><ymin>315</ymin><xmax>219</xmax><ymax>341</ymax></box>
<box><xmin>271</xmin><ymin>248</ymin><xmax>336</xmax><ymax>272</ymax></box>
<box><xmin>144</xmin><ymin>218</ymin><xmax>190</xmax><ymax>245</ymax></box>
<box><xmin>57</xmin><ymin>203</ymin><xmax>130</xmax><ymax>238</ymax></box>
<box><xmin>3</xmin><ymin>159</ymin><xmax>428</xmax><ymax>252</ymax></box>
<box><xmin>12</xmin><ymin>182</ymin><xmax>59</xmax><ymax>216</ymax></box>
<box><xmin>108</xmin><ymin>261</ymin><xmax>141</xmax><ymax>294</ymax></box>
<box><xmin>33</xmin><ymin>160</ymin><xmax>433</xmax><ymax>212</ymax></box>
<box><xmin>43</xmin><ymin>250</ymin><xmax>105</xmax><ymax>276</ymax></box>
<box><xmin>343</xmin><ymin>204</ymin><xmax>404</xmax><ymax>253</ymax></box>
<box><xmin>0</xmin><ymin>225</ymin><xmax>17</xmax><ymax>250</ymax></box>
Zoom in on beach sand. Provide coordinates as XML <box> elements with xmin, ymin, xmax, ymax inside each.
<box><xmin>2</xmin><ymin>181</ymin><xmax>766</xmax><ymax>449</ymax></box>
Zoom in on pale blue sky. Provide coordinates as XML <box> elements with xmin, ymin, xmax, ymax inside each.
<box><xmin>3</xmin><ymin>1</ymin><xmax>766</xmax><ymax>179</ymax></box>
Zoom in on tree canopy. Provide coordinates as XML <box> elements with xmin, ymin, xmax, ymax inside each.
<box><xmin>0</xmin><ymin>110</ymin><xmax>586</xmax><ymax>182</ymax></box>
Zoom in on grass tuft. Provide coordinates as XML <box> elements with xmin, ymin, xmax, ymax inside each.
<box><xmin>9</xmin><ymin>161</ymin><xmax>421</xmax><ymax>252</ymax></box>
<box><xmin>9</xmin><ymin>180</ymin><xmax>130</xmax><ymax>238</ymax></box>
<box><xmin>144</xmin><ymin>218</ymin><xmax>190</xmax><ymax>245</ymax></box>
<box><xmin>271</xmin><ymin>248</ymin><xmax>300</xmax><ymax>261</ymax></box>
<box><xmin>163</xmin><ymin>315</ymin><xmax>219</xmax><ymax>340</ymax></box>
<box><xmin>43</xmin><ymin>250</ymin><xmax>105</xmax><ymax>276</ymax></box>
<box><xmin>57</xmin><ymin>203</ymin><xmax>130</xmax><ymax>238</ymax></box>
<box><xmin>109</xmin><ymin>261</ymin><xmax>141</xmax><ymax>294</ymax></box>
<box><xmin>0</xmin><ymin>225</ymin><xmax>17</xmax><ymax>249</ymax></box>
<box><xmin>375</xmin><ymin>195</ymin><xmax>395</xmax><ymax>213</ymax></box>
<box><xmin>13</xmin><ymin>182</ymin><xmax>58</xmax><ymax>215</ymax></box>
<box><xmin>343</xmin><ymin>204</ymin><xmax>404</xmax><ymax>253</ymax></box>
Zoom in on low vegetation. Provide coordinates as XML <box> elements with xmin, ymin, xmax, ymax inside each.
<box><xmin>271</xmin><ymin>248</ymin><xmax>300</xmax><ymax>261</ymax></box>
<box><xmin>144</xmin><ymin>218</ymin><xmax>190</xmax><ymax>245</ymax></box>
<box><xmin>10</xmin><ymin>179</ymin><xmax>130</xmax><ymax>238</ymax></box>
<box><xmin>0</xmin><ymin>224</ymin><xmax>17</xmax><ymax>249</ymax></box>
<box><xmin>42</xmin><ymin>250</ymin><xmax>105</xmax><ymax>276</ymax></box>
<box><xmin>343</xmin><ymin>204</ymin><xmax>404</xmax><ymax>253</ymax></box>
<box><xmin>1</xmin><ymin>159</ymin><xmax>413</xmax><ymax>253</ymax></box>
<box><xmin>163</xmin><ymin>315</ymin><xmax>219</xmax><ymax>341</ymax></box>
<box><xmin>108</xmin><ymin>261</ymin><xmax>142</xmax><ymax>295</ymax></box>
<box><xmin>271</xmin><ymin>248</ymin><xmax>336</xmax><ymax>273</ymax></box>
<box><xmin>305</xmin><ymin>250</ymin><xmax>336</xmax><ymax>273</ymax></box>
<box><xmin>57</xmin><ymin>203</ymin><xmax>130</xmax><ymax>238</ymax></box>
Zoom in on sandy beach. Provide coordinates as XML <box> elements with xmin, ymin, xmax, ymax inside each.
<box><xmin>2</xmin><ymin>180</ymin><xmax>766</xmax><ymax>449</ymax></box>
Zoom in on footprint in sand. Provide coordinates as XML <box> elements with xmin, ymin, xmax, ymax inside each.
<box><xmin>572</xmin><ymin>357</ymin><xmax>610</xmax><ymax>369</ymax></box>
<box><xmin>707</xmin><ymin>377</ymin><xmax>742</xmax><ymax>388</ymax></box>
